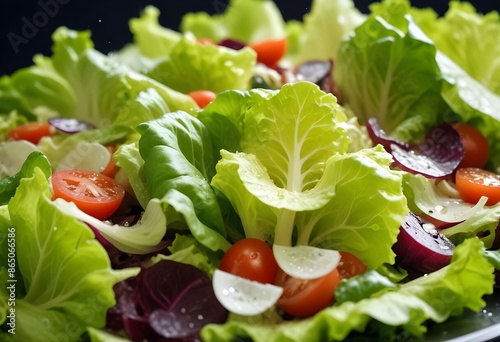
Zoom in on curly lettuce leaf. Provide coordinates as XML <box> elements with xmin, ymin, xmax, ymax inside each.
<box><xmin>129</xmin><ymin>6</ymin><xmax>181</xmax><ymax>58</ymax></box>
<box><xmin>361</xmin><ymin>0</ymin><xmax>500</xmax><ymax>171</ymax></box>
<box><xmin>291</xmin><ymin>0</ymin><xmax>366</xmax><ymax>64</ymax></box>
<box><xmin>180</xmin><ymin>0</ymin><xmax>286</xmax><ymax>43</ymax></box>
<box><xmin>136</xmin><ymin>112</ymin><xmax>231</xmax><ymax>252</ymax></box>
<box><xmin>0</xmin><ymin>168</ymin><xmax>136</xmax><ymax>341</ymax></box>
<box><xmin>241</xmin><ymin>82</ymin><xmax>349</xmax><ymax>190</ymax></box>
<box><xmin>334</xmin><ymin>14</ymin><xmax>450</xmax><ymax>141</ymax></box>
<box><xmin>210</xmin><ymin>82</ymin><xmax>407</xmax><ymax>268</ymax></box>
<box><xmin>201</xmin><ymin>238</ymin><xmax>494</xmax><ymax>341</ymax></box>
<box><xmin>0</xmin><ymin>112</ymin><xmax>28</xmax><ymax>143</ymax></box>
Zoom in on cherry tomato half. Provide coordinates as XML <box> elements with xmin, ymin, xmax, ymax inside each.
<box><xmin>337</xmin><ymin>251</ymin><xmax>367</xmax><ymax>280</ymax></box>
<box><xmin>455</xmin><ymin>167</ymin><xmax>500</xmax><ymax>206</ymax></box>
<box><xmin>188</xmin><ymin>90</ymin><xmax>216</xmax><ymax>109</ymax></box>
<box><xmin>219</xmin><ymin>238</ymin><xmax>278</xmax><ymax>284</ymax></box>
<box><xmin>51</xmin><ymin>169</ymin><xmax>125</xmax><ymax>220</ymax></box>
<box><xmin>7</xmin><ymin>122</ymin><xmax>54</xmax><ymax>144</ymax></box>
<box><xmin>249</xmin><ymin>38</ymin><xmax>287</xmax><ymax>67</ymax></box>
<box><xmin>274</xmin><ymin>268</ymin><xmax>340</xmax><ymax>318</ymax></box>
<box><xmin>101</xmin><ymin>145</ymin><xmax>120</xmax><ymax>178</ymax></box>
<box><xmin>452</xmin><ymin>123</ymin><xmax>489</xmax><ymax>169</ymax></box>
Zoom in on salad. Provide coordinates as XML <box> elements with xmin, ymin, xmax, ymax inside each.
<box><xmin>1</xmin><ymin>0</ymin><xmax>500</xmax><ymax>341</ymax></box>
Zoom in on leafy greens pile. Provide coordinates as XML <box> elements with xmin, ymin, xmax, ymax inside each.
<box><xmin>1</xmin><ymin>0</ymin><xmax>500</xmax><ymax>341</ymax></box>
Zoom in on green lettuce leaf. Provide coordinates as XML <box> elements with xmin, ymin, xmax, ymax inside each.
<box><xmin>147</xmin><ymin>35</ymin><xmax>256</xmax><ymax>93</ymax></box>
<box><xmin>4</xmin><ymin>27</ymin><xmax>197</xmax><ymax>129</ymax></box>
<box><xmin>335</xmin><ymin>269</ymin><xmax>397</xmax><ymax>304</ymax></box>
<box><xmin>437</xmin><ymin>51</ymin><xmax>500</xmax><ymax>172</ymax></box>
<box><xmin>334</xmin><ymin>14</ymin><xmax>450</xmax><ymax>141</ymax></box>
<box><xmin>136</xmin><ymin>111</ymin><xmax>231</xmax><ymax>252</ymax></box>
<box><xmin>0</xmin><ymin>168</ymin><xmax>136</xmax><ymax>341</ymax></box>
<box><xmin>0</xmin><ymin>205</ymin><xmax>12</xmax><ymax>327</ymax></box>
<box><xmin>201</xmin><ymin>238</ymin><xmax>494</xmax><ymax>341</ymax></box>
<box><xmin>360</xmin><ymin>0</ymin><xmax>500</xmax><ymax>170</ymax></box>
<box><xmin>0</xmin><ymin>151</ymin><xmax>51</xmax><ymax>205</ymax></box>
<box><xmin>129</xmin><ymin>6</ymin><xmax>181</xmax><ymax>58</ymax></box>
<box><xmin>114</xmin><ymin>141</ymin><xmax>149</xmax><ymax>208</ymax></box>
<box><xmin>210</xmin><ymin>82</ymin><xmax>407</xmax><ymax>269</ymax></box>
<box><xmin>291</xmin><ymin>0</ymin><xmax>366</xmax><ymax>64</ymax></box>
<box><xmin>180</xmin><ymin>0</ymin><xmax>287</xmax><ymax>43</ymax></box>
<box><xmin>0</xmin><ymin>77</ymin><xmax>35</xmax><ymax>119</ymax></box>
<box><xmin>0</xmin><ymin>111</ymin><xmax>28</xmax><ymax>141</ymax></box>
<box><xmin>483</xmin><ymin>249</ymin><xmax>500</xmax><ymax>271</ymax></box>
<box><xmin>196</xmin><ymin>89</ymin><xmax>255</xmax><ymax>156</ymax></box>
<box><xmin>414</xmin><ymin>1</ymin><xmax>500</xmax><ymax>95</ymax></box>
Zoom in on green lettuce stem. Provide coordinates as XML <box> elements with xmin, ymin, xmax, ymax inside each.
<box><xmin>273</xmin><ymin>208</ymin><xmax>296</xmax><ymax>246</ymax></box>
<box><xmin>295</xmin><ymin>219</ymin><xmax>316</xmax><ymax>246</ymax></box>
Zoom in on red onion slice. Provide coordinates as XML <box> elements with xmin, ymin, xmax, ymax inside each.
<box><xmin>393</xmin><ymin>212</ymin><xmax>455</xmax><ymax>274</ymax></box>
<box><xmin>218</xmin><ymin>38</ymin><xmax>246</xmax><ymax>50</ymax></box>
<box><xmin>367</xmin><ymin>118</ymin><xmax>464</xmax><ymax>179</ymax></box>
<box><xmin>48</xmin><ymin>117</ymin><xmax>95</xmax><ymax>133</ymax></box>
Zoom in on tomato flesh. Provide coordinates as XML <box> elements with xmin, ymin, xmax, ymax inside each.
<box><xmin>188</xmin><ymin>90</ymin><xmax>216</xmax><ymax>109</ymax></box>
<box><xmin>337</xmin><ymin>251</ymin><xmax>367</xmax><ymax>280</ymax></box>
<box><xmin>51</xmin><ymin>170</ymin><xmax>125</xmax><ymax>220</ymax></box>
<box><xmin>7</xmin><ymin>122</ymin><xmax>54</xmax><ymax>144</ymax></box>
<box><xmin>274</xmin><ymin>268</ymin><xmax>340</xmax><ymax>317</ymax></box>
<box><xmin>455</xmin><ymin>168</ymin><xmax>500</xmax><ymax>206</ymax></box>
<box><xmin>219</xmin><ymin>238</ymin><xmax>278</xmax><ymax>284</ymax></box>
<box><xmin>249</xmin><ymin>38</ymin><xmax>287</xmax><ymax>67</ymax></box>
<box><xmin>452</xmin><ymin>123</ymin><xmax>489</xmax><ymax>169</ymax></box>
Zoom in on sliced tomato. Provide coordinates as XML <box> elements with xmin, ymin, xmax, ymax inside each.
<box><xmin>452</xmin><ymin>123</ymin><xmax>489</xmax><ymax>169</ymax></box>
<box><xmin>7</xmin><ymin>122</ymin><xmax>54</xmax><ymax>144</ymax></box>
<box><xmin>455</xmin><ymin>167</ymin><xmax>500</xmax><ymax>206</ymax></box>
<box><xmin>337</xmin><ymin>251</ymin><xmax>367</xmax><ymax>280</ymax></box>
<box><xmin>249</xmin><ymin>38</ymin><xmax>287</xmax><ymax>67</ymax></box>
<box><xmin>219</xmin><ymin>238</ymin><xmax>278</xmax><ymax>284</ymax></box>
<box><xmin>101</xmin><ymin>144</ymin><xmax>120</xmax><ymax>178</ymax></box>
<box><xmin>51</xmin><ymin>169</ymin><xmax>125</xmax><ymax>220</ymax></box>
<box><xmin>274</xmin><ymin>268</ymin><xmax>340</xmax><ymax>317</ymax></box>
<box><xmin>188</xmin><ymin>90</ymin><xmax>216</xmax><ymax>109</ymax></box>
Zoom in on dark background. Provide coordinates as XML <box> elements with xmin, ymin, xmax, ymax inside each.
<box><xmin>0</xmin><ymin>0</ymin><xmax>495</xmax><ymax>76</ymax></box>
